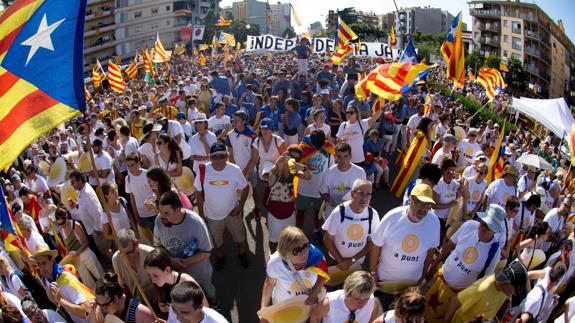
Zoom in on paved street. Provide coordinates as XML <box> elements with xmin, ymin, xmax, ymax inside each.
<box><xmin>209</xmin><ymin>157</ymin><xmax>403</xmax><ymax>323</ymax></box>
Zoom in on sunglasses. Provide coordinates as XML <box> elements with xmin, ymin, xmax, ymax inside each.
<box><xmin>292</xmin><ymin>242</ymin><xmax>310</xmax><ymax>256</ymax></box>
<box><xmin>346</xmin><ymin>110</ymin><xmax>356</xmax><ymax>114</ymax></box>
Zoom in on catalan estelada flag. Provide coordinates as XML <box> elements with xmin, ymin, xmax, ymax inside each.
<box><xmin>332</xmin><ymin>17</ymin><xmax>357</xmax><ymax>65</ymax></box>
<box><xmin>174</xmin><ymin>43</ymin><xmax>186</xmax><ymax>56</ymax></box>
<box><xmin>125</xmin><ymin>56</ymin><xmax>138</xmax><ymax>80</ymax></box>
<box><xmin>355</xmin><ymin>62</ymin><xmax>434</xmax><ymax>101</ymax></box>
<box><xmin>476</xmin><ymin>68</ymin><xmax>506</xmax><ymax>102</ymax></box>
<box><xmin>142</xmin><ymin>48</ymin><xmax>155</xmax><ymax>82</ymax></box>
<box><xmin>50</xmin><ymin>222</ymin><xmax>66</xmax><ymax>257</ymax></box>
<box><xmin>391</xmin><ymin>130</ymin><xmax>428</xmax><ymax>198</ymax></box>
<box><xmin>198</xmin><ymin>53</ymin><xmax>206</xmax><ymax>66</ymax></box>
<box><xmin>487</xmin><ymin>123</ymin><xmax>506</xmax><ymax>184</ymax></box>
<box><xmin>152</xmin><ymin>32</ymin><xmax>171</xmax><ymax>63</ymax></box>
<box><xmin>0</xmin><ymin>185</ymin><xmax>29</xmax><ymax>256</ymax></box>
<box><xmin>441</xmin><ymin>12</ymin><xmax>465</xmax><ymax>85</ymax></box>
<box><xmin>304</xmin><ymin>244</ymin><xmax>330</xmax><ymax>281</ymax></box>
<box><xmin>298</xmin><ymin>135</ymin><xmax>335</xmax><ymax>164</ymax></box>
<box><xmin>219</xmin><ymin>32</ymin><xmax>236</xmax><ymax>47</ymax></box>
<box><xmin>84</xmin><ymin>84</ymin><xmax>91</xmax><ymax>102</ymax></box>
<box><xmin>0</xmin><ymin>0</ymin><xmax>87</xmax><ymax>171</ymax></box>
<box><xmin>215</xmin><ymin>15</ymin><xmax>231</xmax><ymax>27</ymax></box>
<box><xmin>331</xmin><ymin>42</ymin><xmax>353</xmax><ymax>65</ymax></box>
<box><xmin>107</xmin><ymin>60</ymin><xmax>125</xmax><ymax>93</ymax></box>
<box><xmin>568</xmin><ymin>122</ymin><xmax>575</xmax><ymax>166</ymax></box>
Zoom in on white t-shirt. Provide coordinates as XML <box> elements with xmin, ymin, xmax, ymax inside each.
<box><xmin>124</xmin><ymin>137</ymin><xmax>139</xmax><ymax>156</ymax></box>
<box><xmin>296</xmin><ymin>151</ymin><xmax>332</xmax><ymax>198</ymax></box>
<box><xmin>484</xmin><ymin>179</ymin><xmax>517</xmax><ymax>208</ymax></box>
<box><xmin>431</xmin><ymin>147</ymin><xmax>452</xmax><ymax>166</ymax></box>
<box><xmin>208</xmin><ymin>115</ymin><xmax>231</xmax><ymax>133</ymax></box>
<box><xmin>138</xmin><ymin>142</ymin><xmax>157</xmax><ymax>168</ymax></box>
<box><xmin>442</xmin><ymin>221</ymin><xmax>501</xmax><ymax>290</ymax></box>
<box><xmin>554</xmin><ymin>296</ymin><xmax>575</xmax><ymax>323</ymax></box>
<box><xmin>193</xmin><ymin>162</ymin><xmax>248</xmax><ymax>220</ymax></box>
<box><xmin>125</xmin><ymin>169</ymin><xmax>156</xmax><ymax>218</ymax></box>
<box><xmin>433</xmin><ymin>178</ymin><xmax>460</xmax><ymax>219</ymax></box>
<box><xmin>44</xmin><ymin>309</ymin><xmax>67</xmax><ymax>322</ymax></box>
<box><xmin>319</xmin><ymin>164</ymin><xmax>366</xmax><ymax>218</ymax></box>
<box><xmin>466</xmin><ymin>178</ymin><xmax>487</xmax><ymax>212</ymax></box>
<box><xmin>462</xmin><ymin>165</ymin><xmax>477</xmax><ymax>179</ymax></box>
<box><xmin>28</xmin><ymin>175</ymin><xmax>49</xmax><ymax>194</ymax></box>
<box><xmin>169</xmin><ymin>307</ymin><xmax>229</xmax><ymax>323</ymax></box>
<box><xmin>189</xmin><ymin>131</ymin><xmax>217</xmax><ymax>174</ymax></box>
<box><xmin>166</xmin><ymin>120</ymin><xmax>192</xmax><ymax>160</ymax></box>
<box><xmin>226</xmin><ymin>130</ymin><xmax>254</xmax><ymax>171</ymax></box>
<box><xmin>1</xmin><ymin>272</ymin><xmax>25</xmax><ymax>299</ymax></box>
<box><xmin>458</xmin><ymin>139</ymin><xmax>481</xmax><ymax>167</ymax></box>
<box><xmin>542</xmin><ymin>208</ymin><xmax>565</xmax><ymax>252</ymax></box>
<box><xmin>371</xmin><ymin>206</ymin><xmax>440</xmax><ymax>283</ymax></box>
<box><xmin>252</xmin><ymin>135</ymin><xmax>284</xmax><ymax>180</ymax></box>
<box><xmin>266</xmin><ymin>251</ymin><xmax>318</xmax><ymax>304</ymax></box>
<box><xmin>517</xmin><ymin>174</ymin><xmax>534</xmax><ymax>197</ymax></box>
<box><xmin>25</xmin><ymin>229</ymin><xmax>45</xmax><ymax>254</ymax></box>
<box><xmin>89</xmin><ymin>151</ymin><xmax>115</xmax><ymax>186</ymax></box>
<box><xmin>336</xmin><ymin>119</ymin><xmax>370</xmax><ymax>163</ymax></box>
<box><xmin>306</xmin><ymin>123</ymin><xmax>331</xmax><ymax>139</ymax></box>
<box><xmin>324</xmin><ymin>289</ymin><xmax>375</xmax><ymax>323</ymax></box>
<box><xmin>322</xmin><ymin>201</ymin><xmax>380</xmax><ymax>260</ymax></box>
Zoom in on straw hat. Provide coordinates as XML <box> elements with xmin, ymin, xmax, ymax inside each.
<box><xmin>29</xmin><ymin>244</ymin><xmax>58</xmax><ymax>260</ymax></box>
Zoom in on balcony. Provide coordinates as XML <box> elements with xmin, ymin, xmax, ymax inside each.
<box><xmin>481</xmin><ymin>36</ymin><xmax>500</xmax><ymax>47</ymax></box>
<box><xmin>539</xmin><ymin>52</ymin><xmax>551</xmax><ymax>65</ymax></box>
<box><xmin>470</xmin><ymin>9</ymin><xmax>501</xmax><ymax>18</ymax></box>
<box><xmin>84</xmin><ymin>35</ymin><xmax>116</xmax><ymax>55</ymax></box>
<box><xmin>525</xmin><ymin>46</ymin><xmax>540</xmax><ymax>57</ymax></box>
<box><xmin>525</xmin><ymin>64</ymin><xmax>539</xmax><ymax>76</ymax></box>
<box><xmin>540</xmin><ymin>36</ymin><xmax>551</xmax><ymax>48</ymax></box>
<box><xmin>85</xmin><ymin>8</ymin><xmax>113</xmax><ymax>22</ymax></box>
<box><xmin>524</xmin><ymin>30</ymin><xmax>540</xmax><ymax>41</ymax></box>
<box><xmin>540</xmin><ymin>70</ymin><xmax>550</xmax><ymax>81</ymax></box>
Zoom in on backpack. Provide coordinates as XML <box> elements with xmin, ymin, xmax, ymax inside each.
<box><xmin>339</xmin><ymin>204</ymin><xmax>374</xmax><ymax>234</ymax></box>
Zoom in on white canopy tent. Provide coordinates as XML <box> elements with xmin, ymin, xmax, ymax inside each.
<box><xmin>512</xmin><ymin>97</ymin><xmax>574</xmax><ymax>139</ymax></box>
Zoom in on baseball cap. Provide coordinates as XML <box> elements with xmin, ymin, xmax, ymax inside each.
<box><xmin>209</xmin><ymin>143</ymin><xmax>227</xmax><ymax>156</ymax></box>
<box><xmin>474</xmin><ymin>151</ymin><xmax>487</xmax><ymax>161</ymax></box>
<box><xmin>365</xmin><ymin>152</ymin><xmax>375</xmax><ymax>162</ymax></box>
<box><xmin>176</xmin><ymin>112</ymin><xmax>186</xmax><ymax>120</ymax></box>
<box><xmin>410</xmin><ymin>184</ymin><xmax>435</xmax><ymax>204</ymax></box>
<box><xmin>468</xmin><ymin>128</ymin><xmax>479</xmax><ymax>136</ymax></box>
<box><xmin>234</xmin><ymin>110</ymin><xmax>249</xmax><ymax>121</ymax></box>
<box><xmin>443</xmin><ymin>134</ymin><xmax>457</xmax><ymax>144</ymax></box>
<box><xmin>259</xmin><ymin>118</ymin><xmax>273</xmax><ymax>129</ymax></box>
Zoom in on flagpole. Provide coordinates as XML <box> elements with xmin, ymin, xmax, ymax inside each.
<box><xmin>468</xmin><ymin>101</ymin><xmax>490</xmax><ymax>121</ymax></box>
<box><xmin>83</xmin><ymin>122</ymin><xmax>158</xmax><ymax>320</ymax></box>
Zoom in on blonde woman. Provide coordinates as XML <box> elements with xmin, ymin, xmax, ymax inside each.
<box><xmin>310</xmin><ymin>271</ymin><xmax>378</xmax><ymax>323</ymax></box>
<box><xmin>260</xmin><ymin>226</ymin><xmax>328</xmax><ymax>312</ymax></box>
<box><xmin>101</xmin><ymin>183</ymin><xmax>138</xmax><ymax>241</ymax></box>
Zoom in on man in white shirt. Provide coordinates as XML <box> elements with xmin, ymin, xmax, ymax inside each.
<box><xmin>194</xmin><ymin>143</ymin><xmax>250</xmax><ymax>271</ymax></box>
<box><xmin>517</xmin><ymin>166</ymin><xmax>537</xmax><ymax>200</ymax></box>
<box><xmin>483</xmin><ymin>164</ymin><xmax>518</xmax><ymax>209</ymax></box>
<box><xmin>171</xmin><ymin>280</ymin><xmax>230</xmax><ymax>323</ymax></box>
<box><xmin>369</xmin><ymin>183</ymin><xmax>440</xmax><ymax>310</ymax></box>
<box><xmin>119</xmin><ymin>125</ymin><xmax>139</xmax><ymax>157</ymax></box>
<box><xmin>405</xmin><ymin>105</ymin><xmax>424</xmax><ymax>147</ymax></box>
<box><xmin>88</xmin><ymin>139</ymin><xmax>115</xmax><ymax>187</ymax></box>
<box><xmin>320</xmin><ymin>143</ymin><xmax>366</xmax><ymax>219</ymax></box>
<box><xmin>431</xmin><ymin>134</ymin><xmax>457</xmax><ymax>166</ymax></box>
<box><xmin>457</xmin><ymin>128</ymin><xmax>482</xmax><ymax>168</ymax></box>
<box><xmin>24</xmin><ymin>163</ymin><xmax>51</xmax><ymax>201</ymax></box>
<box><xmin>125</xmin><ymin>152</ymin><xmax>157</xmax><ymax>231</ymax></box>
<box><xmin>323</xmin><ymin>179</ymin><xmax>380</xmax><ymax>271</ymax></box>
<box><xmin>542</xmin><ymin>197</ymin><xmax>572</xmax><ymax>252</ymax></box>
<box><xmin>17</xmin><ymin>216</ymin><xmax>44</xmax><ymax>254</ymax></box>
<box><xmin>208</xmin><ymin>102</ymin><xmax>231</xmax><ymax>142</ymax></box>
<box><xmin>189</xmin><ymin>113</ymin><xmax>217</xmax><ymax>175</ymax></box>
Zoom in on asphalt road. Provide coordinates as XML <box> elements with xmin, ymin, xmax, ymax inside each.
<box><xmin>208</xmin><ymin>156</ymin><xmax>403</xmax><ymax>323</ymax></box>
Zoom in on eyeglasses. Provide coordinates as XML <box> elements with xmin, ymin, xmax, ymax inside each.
<box><xmin>292</xmin><ymin>242</ymin><xmax>310</xmax><ymax>256</ymax></box>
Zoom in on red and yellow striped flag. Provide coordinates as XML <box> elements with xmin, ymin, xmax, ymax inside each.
<box><xmin>125</xmin><ymin>56</ymin><xmax>138</xmax><ymax>80</ymax></box>
<box><xmin>199</xmin><ymin>44</ymin><xmax>209</xmax><ymax>51</ymax></box>
<box><xmin>222</xmin><ymin>43</ymin><xmax>231</xmax><ymax>53</ymax></box>
<box><xmin>174</xmin><ymin>43</ymin><xmax>185</xmax><ymax>56</ymax></box>
<box><xmin>142</xmin><ymin>49</ymin><xmax>155</xmax><ymax>79</ymax></box>
<box><xmin>50</xmin><ymin>222</ymin><xmax>66</xmax><ymax>257</ymax></box>
<box><xmin>193</xmin><ymin>48</ymin><xmax>199</xmax><ymax>57</ymax></box>
<box><xmin>331</xmin><ymin>43</ymin><xmax>353</xmax><ymax>65</ymax></box>
<box><xmin>355</xmin><ymin>62</ymin><xmax>434</xmax><ymax>101</ymax></box>
<box><xmin>423</xmin><ymin>94</ymin><xmax>434</xmax><ymax>117</ymax></box>
<box><xmin>153</xmin><ymin>32</ymin><xmax>171</xmax><ymax>63</ymax></box>
<box><xmin>476</xmin><ymin>68</ymin><xmax>506</xmax><ymax>102</ymax></box>
<box><xmin>92</xmin><ymin>60</ymin><xmax>105</xmax><ymax>88</ymax></box>
<box><xmin>84</xmin><ymin>84</ymin><xmax>91</xmax><ymax>102</ymax></box>
<box><xmin>107</xmin><ymin>61</ymin><xmax>125</xmax><ymax>93</ymax></box>
<box><xmin>336</xmin><ymin>17</ymin><xmax>358</xmax><ymax>47</ymax></box>
<box><xmin>441</xmin><ymin>12</ymin><xmax>465</xmax><ymax>85</ymax></box>
<box><xmin>372</xmin><ymin>97</ymin><xmax>385</xmax><ymax>114</ymax></box>
<box><xmin>199</xmin><ymin>53</ymin><xmax>206</xmax><ymax>66</ymax></box>
<box><xmin>487</xmin><ymin>124</ymin><xmax>506</xmax><ymax>184</ymax></box>
<box><xmin>391</xmin><ymin>130</ymin><xmax>428</xmax><ymax>198</ymax></box>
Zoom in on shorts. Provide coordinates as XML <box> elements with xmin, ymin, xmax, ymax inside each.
<box><xmin>206</xmin><ymin>215</ymin><xmax>246</xmax><ymax>248</ymax></box>
<box><xmin>295</xmin><ymin>194</ymin><xmax>323</xmax><ymax>211</ymax></box>
<box><xmin>268</xmin><ymin>212</ymin><xmax>296</xmax><ymax>243</ymax></box>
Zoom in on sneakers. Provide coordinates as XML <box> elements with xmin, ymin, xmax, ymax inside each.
<box><xmin>238</xmin><ymin>253</ymin><xmax>250</xmax><ymax>268</ymax></box>
<box><xmin>215</xmin><ymin>255</ymin><xmax>226</xmax><ymax>272</ymax></box>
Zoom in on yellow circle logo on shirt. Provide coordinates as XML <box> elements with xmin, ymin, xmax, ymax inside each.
<box><xmin>402</xmin><ymin>234</ymin><xmax>420</xmax><ymax>253</ymax></box>
<box><xmin>290</xmin><ymin>278</ymin><xmax>313</xmax><ymax>292</ymax></box>
<box><xmin>471</xmin><ymin>189</ymin><xmax>481</xmax><ymax>200</ymax></box>
<box><xmin>466</xmin><ymin>146</ymin><xmax>473</xmax><ymax>156</ymax></box>
<box><xmin>347</xmin><ymin>224</ymin><xmax>364</xmax><ymax>241</ymax></box>
<box><xmin>463</xmin><ymin>246</ymin><xmax>478</xmax><ymax>264</ymax></box>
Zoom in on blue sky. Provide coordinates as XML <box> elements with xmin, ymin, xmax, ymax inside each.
<box><xmin>219</xmin><ymin>0</ymin><xmax>574</xmax><ymax>45</ymax></box>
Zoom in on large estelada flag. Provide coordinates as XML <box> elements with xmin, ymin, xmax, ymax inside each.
<box><xmin>0</xmin><ymin>185</ymin><xmax>30</xmax><ymax>256</ymax></box>
<box><xmin>355</xmin><ymin>62</ymin><xmax>434</xmax><ymax>101</ymax></box>
<box><xmin>0</xmin><ymin>0</ymin><xmax>87</xmax><ymax>171</ymax></box>
<box><xmin>332</xmin><ymin>17</ymin><xmax>358</xmax><ymax>65</ymax></box>
<box><xmin>487</xmin><ymin>124</ymin><xmax>506</xmax><ymax>184</ymax></box>
<box><xmin>390</xmin><ymin>130</ymin><xmax>428</xmax><ymax>198</ymax></box>
<box><xmin>476</xmin><ymin>68</ymin><xmax>506</xmax><ymax>102</ymax></box>
<box><xmin>441</xmin><ymin>12</ymin><xmax>465</xmax><ymax>85</ymax></box>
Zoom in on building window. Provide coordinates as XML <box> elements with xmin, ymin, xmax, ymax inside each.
<box><xmin>134</xmin><ymin>25</ymin><xmax>143</xmax><ymax>34</ymax></box>
<box><xmin>503</xmin><ymin>50</ymin><xmax>508</xmax><ymax>57</ymax></box>
<box><xmin>116</xmin><ymin>0</ymin><xmax>128</xmax><ymax>8</ymax></box>
<box><xmin>134</xmin><ymin>11</ymin><xmax>141</xmax><ymax>18</ymax></box>
<box><xmin>503</xmin><ymin>20</ymin><xmax>508</xmax><ymax>27</ymax></box>
<box><xmin>151</xmin><ymin>8</ymin><xmax>159</xmax><ymax>15</ymax></box>
<box><xmin>151</xmin><ymin>23</ymin><xmax>159</xmax><ymax>30</ymax></box>
<box><xmin>512</xmin><ymin>21</ymin><xmax>521</xmax><ymax>34</ymax></box>
<box><xmin>133</xmin><ymin>0</ymin><xmax>142</xmax><ymax>4</ymax></box>
<box><xmin>119</xmin><ymin>12</ymin><xmax>128</xmax><ymax>23</ymax></box>
<box><xmin>166</xmin><ymin>5</ymin><xmax>170</xmax><ymax>11</ymax></box>
<box><xmin>512</xmin><ymin>37</ymin><xmax>521</xmax><ymax>50</ymax></box>
<box><xmin>504</xmin><ymin>35</ymin><xmax>509</xmax><ymax>42</ymax></box>
<box><xmin>166</xmin><ymin>20</ymin><xmax>171</xmax><ymax>26</ymax></box>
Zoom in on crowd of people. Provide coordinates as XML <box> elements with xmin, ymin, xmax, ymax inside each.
<box><xmin>1</xmin><ymin>41</ymin><xmax>574</xmax><ymax>323</ymax></box>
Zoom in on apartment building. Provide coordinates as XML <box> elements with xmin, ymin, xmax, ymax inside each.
<box><xmin>394</xmin><ymin>7</ymin><xmax>466</xmax><ymax>37</ymax></box>
<box><xmin>470</xmin><ymin>0</ymin><xmax>575</xmax><ymax>99</ymax></box>
<box><xmin>84</xmin><ymin>0</ymin><xmax>116</xmax><ymax>72</ymax></box>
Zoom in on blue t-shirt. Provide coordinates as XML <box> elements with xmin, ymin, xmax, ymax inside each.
<box><xmin>364</xmin><ymin>139</ymin><xmax>383</xmax><ymax>154</ymax></box>
<box><xmin>208</xmin><ymin>76</ymin><xmax>231</xmax><ymax>95</ymax></box>
<box><xmin>316</xmin><ymin>71</ymin><xmax>334</xmax><ymax>82</ymax></box>
<box><xmin>273</xmin><ymin>79</ymin><xmax>292</xmax><ymax>94</ymax></box>
<box><xmin>259</xmin><ymin>105</ymin><xmax>281</xmax><ymax>130</ymax></box>
<box><xmin>241</xmin><ymin>103</ymin><xmax>258</xmax><ymax>122</ymax></box>
<box><xmin>224</xmin><ymin>104</ymin><xmax>239</xmax><ymax>117</ymax></box>
<box><xmin>293</xmin><ymin>44</ymin><xmax>311</xmax><ymax>59</ymax></box>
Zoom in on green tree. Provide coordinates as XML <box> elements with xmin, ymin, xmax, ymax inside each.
<box><xmin>336</xmin><ymin>7</ymin><xmax>356</xmax><ymax>25</ymax></box>
<box><xmin>505</xmin><ymin>56</ymin><xmax>528</xmax><ymax>95</ymax></box>
<box><xmin>200</xmin><ymin>10</ymin><xmax>217</xmax><ymax>44</ymax></box>
<box><xmin>483</xmin><ymin>54</ymin><xmax>501</xmax><ymax>69</ymax></box>
<box><xmin>465</xmin><ymin>48</ymin><xmax>483</xmax><ymax>73</ymax></box>
<box><xmin>283</xmin><ymin>27</ymin><xmax>296</xmax><ymax>38</ymax></box>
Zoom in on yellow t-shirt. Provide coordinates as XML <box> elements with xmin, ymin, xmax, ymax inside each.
<box><xmin>453</xmin><ymin>275</ymin><xmax>509</xmax><ymax>322</ymax></box>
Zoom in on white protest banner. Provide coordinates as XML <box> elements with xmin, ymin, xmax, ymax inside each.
<box><xmin>245</xmin><ymin>34</ymin><xmax>406</xmax><ymax>59</ymax></box>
